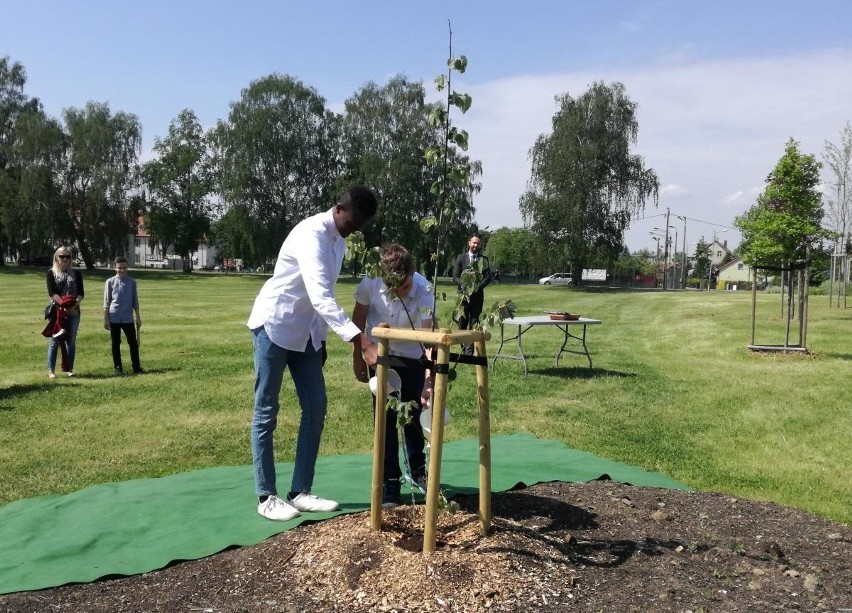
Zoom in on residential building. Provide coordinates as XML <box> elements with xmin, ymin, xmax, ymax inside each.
<box><xmin>126</xmin><ymin>216</ymin><xmax>217</xmax><ymax>270</ymax></box>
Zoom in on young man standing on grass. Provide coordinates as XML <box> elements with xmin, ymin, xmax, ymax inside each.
<box><xmin>247</xmin><ymin>186</ymin><xmax>379</xmax><ymax>521</ymax></box>
<box><xmin>103</xmin><ymin>257</ymin><xmax>144</xmax><ymax>376</ymax></box>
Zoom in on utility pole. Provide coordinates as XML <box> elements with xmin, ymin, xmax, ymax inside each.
<box><xmin>675</xmin><ymin>215</ymin><xmax>687</xmax><ymax>289</ymax></box>
<box><xmin>662</xmin><ymin>208</ymin><xmax>671</xmax><ymax>290</ymax></box>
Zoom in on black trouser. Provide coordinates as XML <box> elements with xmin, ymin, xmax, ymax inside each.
<box><xmin>110</xmin><ymin>323</ymin><xmax>141</xmax><ymax>371</ymax></box>
<box><xmin>370</xmin><ymin>356</ymin><xmax>426</xmax><ymax>482</ymax></box>
<box><xmin>457</xmin><ymin>290</ymin><xmax>484</xmax><ymax>331</ymax></box>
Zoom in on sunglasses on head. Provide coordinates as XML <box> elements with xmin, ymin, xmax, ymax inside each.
<box><xmin>58</xmin><ymin>255</ymin><xmax>71</xmax><ymax>259</ymax></box>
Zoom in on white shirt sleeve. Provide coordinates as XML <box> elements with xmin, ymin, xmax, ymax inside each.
<box><xmin>295</xmin><ymin>222</ymin><xmax>361</xmax><ymax>343</ymax></box>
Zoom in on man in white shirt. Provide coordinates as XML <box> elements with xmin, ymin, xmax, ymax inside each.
<box><xmin>247</xmin><ymin>186</ymin><xmax>378</xmax><ymax>521</ymax></box>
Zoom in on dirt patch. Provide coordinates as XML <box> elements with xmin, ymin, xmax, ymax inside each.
<box><xmin>2</xmin><ymin>481</ymin><xmax>850</xmax><ymax>611</ymax></box>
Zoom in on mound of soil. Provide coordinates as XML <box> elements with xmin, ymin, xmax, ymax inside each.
<box><xmin>2</xmin><ymin>481</ymin><xmax>850</xmax><ymax>612</ymax></box>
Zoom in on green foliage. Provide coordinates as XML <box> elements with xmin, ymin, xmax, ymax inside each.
<box><xmin>208</xmin><ymin>204</ymin><xmax>256</xmax><ymax>267</ymax></box>
<box><xmin>693</xmin><ymin>238</ymin><xmax>711</xmax><ymax>280</ymax></box>
<box><xmin>521</xmin><ymin>81</ymin><xmax>659</xmax><ymax>283</ymax></box>
<box><xmin>484</xmin><ymin>227</ymin><xmax>541</xmax><ymax>277</ymax></box>
<box><xmin>142</xmin><ymin>109</ymin><xmax>215</xmax><ymax>268</ymax></box>
<box><xmin>60</xmin><ymin>102</ymin><xmax>142</xmax><ymax>267</ymax></box>
<box><xmin>424</xmin><ymin>36</ymin><xmax>477</xmax><ymax>276</ymax></box>
<box><xmin>211</xmin><ymin>74</ymin><xmax>341</xmax><ymax>267</ymax></box>
<box><xmin>0</xmin><ymin>56</ymin><xmax>38</xmax><ymax>261</ymax></box>
<box><xmin>735</xmin><ymin>138</ymin><xmax>827</xmax><ymax>268</ymax></box>
<box><xmin>422</xmin><ymin>29</ymin><xmax>515</xmax><ymax>330</ymax></box>
<box><xmin>338</xmin><ymin>75</ymin><xmax>478</xmax><ymax>270</ymax></box>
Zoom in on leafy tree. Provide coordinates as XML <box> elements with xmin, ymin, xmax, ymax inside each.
<box><xmin>735</xmin><ymin>138</ymin><xmax>826</xmax><ymax>268</ymax></box>
<box><xmin>7</xmin><ymin>107</ymin><xmax>67</xmax><ymax>259</ymax></box>
<box><xmin>341</xmin><ymin>75</ymin><xmax>479</xmax><ymax>273</ymax></box>
<box><xmin>0</xmin><ymin>56</ymin><xmax>52</xmax><ymax>263</ymax></box>
<box><xmin>692</xmin><ymin>238</ymin><xmax>711</xmax><ymax>282</ymax></box>
<box><xmin>143</xmin><ymin>109</ymin><xmax>215</xmax><ymax>270</ymax></box>
<box><xmin>59</xmin><ymin>102</ymin><xmax>141</xmax><ymax>268</ymax></box>
<box><xmin>520</xmin><ymin>81</ymin><xmax>659</xmax><ymax>284</ymax></box>
<box><xmin>209</xmin><ymin>203</ymin><xmax>256</xmax><ymax>267</ymax></box>
<box><xmin>615</xmin><ymin>248</ymin><xmax>656</xmax><ymax>278</ymax></box>
<box><xmin>484</xmin><ymin>226</ymin><xmax>539</xmax><ymax>278</ymax></box>
<box><xmin>212</xmin><ymin>74</ymin><xmax>342</xmax><ymax>266</ymax></box>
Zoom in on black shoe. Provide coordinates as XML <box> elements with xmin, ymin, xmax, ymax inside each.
<box><xmin>133</xmin><ymin>367</ymin><xmax>146</xmax><ymax>375</ymax></box>
<box><xmin>382</xmin><ymin>479</ymin><xmax>401</xmax><ymax>508</ymax></box>
<box><xmin>114</xmin><ymin>367</ymin><xmax>124</xmax><ymax>377</ymax></box>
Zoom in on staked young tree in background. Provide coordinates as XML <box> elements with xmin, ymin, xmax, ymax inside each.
<box><xmin>59</xmin><ymin>102</ymin><xmax>141</xmax><ymax>268</ymax></box>
<box><xmin>211</xmin><ymin>74</ymin><xmax>343</xmax><ymax>267</ymax></box>
<box><xmin>143</xmin><ymin>109</ymin><xmax>215</xmax><ymax>270</ymax></box>
<box><xmin>736</xmin><ymin>139</ymin><xmax>827</xmax><ymax>347</ymax></box>
<box><xmin>520</xmin><ymin>81</ymin><xmax>659</xmax><ymax>285</ymax></box>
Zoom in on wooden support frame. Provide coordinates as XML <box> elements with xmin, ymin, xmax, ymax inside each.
<box><xmin>368</xmin><ymin>324</ymin><xmax>492</xmax><ymax>554</ymax></box>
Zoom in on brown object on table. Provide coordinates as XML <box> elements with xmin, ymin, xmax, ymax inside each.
<box><xmin>548</xmin><ymin>312</ymin><xmax>580</xmax><ymax>321</ymax></box>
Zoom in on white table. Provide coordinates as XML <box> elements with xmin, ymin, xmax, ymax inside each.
<box><xmin>491</xmin><ymin>315</ymin><xmax>602</xmax><ymax>377</ymax></box>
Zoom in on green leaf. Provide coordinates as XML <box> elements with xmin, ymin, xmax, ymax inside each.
<box><xmin>424</xmin><ymin>146</ymin><xmax>442</xmax><ymax>166</ymax></box>
<box><xmin>420</xmin><ymin>216</ymin><xmax>439</xmax><ymax>233</ymax></box>
<box><xmin>451</xmin><ymin>129</ymin><xmax>469</xmax><ymax>150</ymax></box>
<box><xmin>448</xmin><ymin>55</ymin><xmax>468</xmax><ymax>73</ymax></box>
<box><xmin>434</xmin><ymin>74</ymin><xmax>447</xmax><ymax>91</ymax></box>
<box><xmin>427</xmin><ymin>108</ymin><xmax>447</xmax><ymax>128</ymax></box>
<box><xmin>451</xmin><ymin>92</ymin><xmax>472</xmax><ymax>113</ymax></box>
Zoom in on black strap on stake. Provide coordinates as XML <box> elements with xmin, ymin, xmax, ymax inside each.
<box><xmin>375</xmin><ymin>355</ymin><xmax>416</xmax><ymax>369</ymax></box>
<box><xmin>449</xmin><ymin>352</ymin><xmax>488</xmax><ymax>366</ymax></box>
<box><xmin>374</xmin><ymin>352</ymin><xmax>487</xmax><ymax>371</ymax></box>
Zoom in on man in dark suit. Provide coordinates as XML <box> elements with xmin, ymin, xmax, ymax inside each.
<box><xmin>452</xmin><ymin>233</ymin><xmax>491</xmax><ymax>353</ymax></box>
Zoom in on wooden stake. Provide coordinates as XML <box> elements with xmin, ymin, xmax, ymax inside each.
<box><xmin>423</xmin><ymin>333</ymin><xmax>451</xmax><ymax>553</ymax></box>
<box><xmin>369</xmin><ymin>326</ymin><xmax>390</xmax><ymax>530</ymax></box>
<box><xmin>475</xmin><ymin>337</ymin><xmax>492</xmax><ymax>536</ymax></box>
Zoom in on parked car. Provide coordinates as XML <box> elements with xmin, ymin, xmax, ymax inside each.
<box><xmin>538</xmin><ymin>273</ymin><xmax>573</xmax><ymax>286</ymax></box>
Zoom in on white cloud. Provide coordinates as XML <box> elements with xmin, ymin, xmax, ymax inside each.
<box><xmin>464</xmin><ymin>49</ymin><xmax>852</xmax><ymax>250</ymax></box>
<box><xmin>660</xmin><ymin>183</ymin><xmax>688</xmax><ymax>198</ymax></box>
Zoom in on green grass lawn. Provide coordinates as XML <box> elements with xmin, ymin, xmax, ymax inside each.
<box><xmin>1</xmin><ymin>266</ymin><xmax>850</xmax><ymax>526</ymax></box>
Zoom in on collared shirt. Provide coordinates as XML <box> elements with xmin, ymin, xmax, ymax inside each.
<box><xmin>104</xmin><ymin>275</ymin><xmax>138</xmax><ymax>324</ymax></box>
<box><xmin>354</xmin><ymin>272</ymin><xmax>433</xmax><ymax>359</ymax></box>
<box><xmin>247</xmin><ymin>208</ymin><xmax>361</xmax><ymax>351</ymax></box>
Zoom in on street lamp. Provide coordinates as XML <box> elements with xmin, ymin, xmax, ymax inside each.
<box><xmin>650</xmin><ymin>231</ymin><xmax>664</xmax><ymax>287</ymax></box>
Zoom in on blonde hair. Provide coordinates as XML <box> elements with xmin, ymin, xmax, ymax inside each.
<box><xmin>51</xmin><ymin>246</ymin><xmax>73</xmax><ymax>277</ymax></box>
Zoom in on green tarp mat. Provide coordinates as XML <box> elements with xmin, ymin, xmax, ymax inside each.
<box><xmin>0</xmin><ymin>434</ymin><xmax>687</xmax><ymax>594</ymax></box>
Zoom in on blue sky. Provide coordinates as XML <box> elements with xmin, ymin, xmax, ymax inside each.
<box><xmin>4</xmin><ymin>0</ymin><xmax>852</xmax><ymax>252</ymax></box>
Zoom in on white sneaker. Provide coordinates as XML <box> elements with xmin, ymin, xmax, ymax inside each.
<box><xmin>257</xmin><ymin>495</ymin><xmax>301</xmax><ymax>521</ymax></box>
<box><xmin>288</xmin><ymin>493</ymin><xmax>339</xmax><ymax>512</ymax></box>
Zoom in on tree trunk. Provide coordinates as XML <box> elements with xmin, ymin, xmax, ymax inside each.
<box><xmin>76</xmin><ymin>229</ymin><xmax>95</xmax><ymax>270</ymax></box>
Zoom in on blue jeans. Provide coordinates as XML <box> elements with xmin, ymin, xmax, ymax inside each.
<box><xmin>47</xmin><ymin>314</ymin><xmax>80</xmax><ymax>372</ymax></box>
<box><xmin>251</xmin><ymin>327</ymin><xmax>327</xmax><ymax>497</ymax></box>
